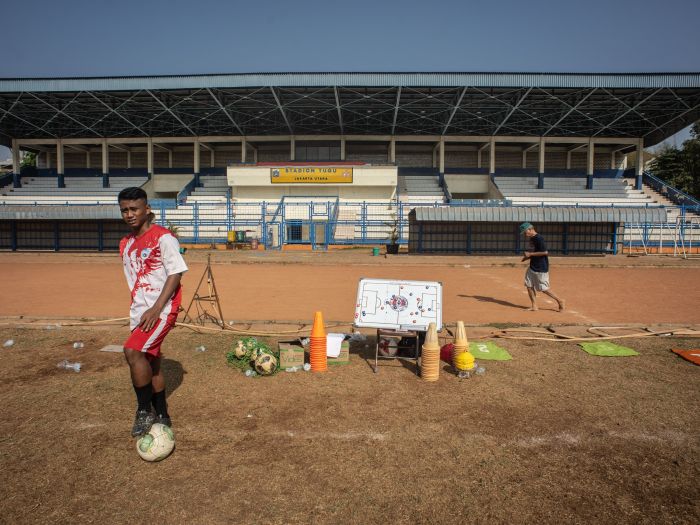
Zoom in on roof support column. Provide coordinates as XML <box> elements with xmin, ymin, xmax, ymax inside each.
<box><xmin>439</xmin><ymin>137</ymin><xmax>445</xmax><ymax>174</ymax></box>
<box><xmin>610</xmin><ymin>150</ymin><xmax>616</xmax><ymax>170</ymax></box>
<box><xmin>45</xmin><ymin>150</ymin><xmax>51</xmax><ymax>169</ymax></box>
<box><xmin>432</xmin><ymin>144</ymin><xmax>437</xmax><ymax>168</ymax></box>
<box><xmin>194</xmin><ymin>139</ymin><xmax>201</xmax><ymax>187</ymax></box>
<box><xmin>57</xmin><ymin>139</ymin><xmax>65</xmax><ymax>188</ymax></box>
<box><xmin>168</xmin><ymin>150</ymin><xmax>173</xmax><ymax>169</ymax></box>
<box><xmin>147</xmin><ymin>139</ymin><xmax>154</xmax><ymax>179</ymax></box>
<box><xmin>340</xmin><ymin>138</ymin><xmax>346</xmax><ymax>161</ymax></box>
<box><xmin>241</xmin><ymin>138</ymin><xmax>247</xmax><ymax>163</ymax></box>
<box><xmin>102</xmin><ymin>140</ymin><xmax>110</xmax><ymax>188</ymax></box>
<box><xmin>636</xmin><ymin>138</ymin><xmax>644</xmax><ymax>190</ymax></box>
<box><xmin>522</xmin><ymin>150</ymin><xmax>527</xmax><ymax>169</ymax></box>
<box><xmin>587</xmin><ymin>139</ymin><xmax>595</xmax><ymax>189</ymax></box>
<box><xmin>210</xmin><ymin>148</ymin><xmax>215</xmax><ymax>168</ymax></box>
<box><xmin>86</xmin><ymin>150</ymin><xmax>91</xmax><ymax>170</ymax></box>
<box><xmin>389</xmin><ymin>138</ymin><xmax>395</xmax><ymax>164</ymax></box>
<box><xmin>127</xmin><ymin>149</ymin><xmax>132</xmax><ymax>169</ymax></box>
<box><xmin>11</xmin><ymin>139</ymin><xmax>21</xmax><ymax>188</ymax></box>
<box><xmin>566</xmin><ymin>150</ymin><xmax>572</xmax><ymax>170</ymax></box>
<box><xmin>489</xmin><ymin>137</ymin><xmax>495</xmax><ymax>176</ymax></box>
<box><xmin>538</xmin><ymin>138</ymin><xmax>545</xmax><ymax>189</ymax></box>
<box><xmin>290</xmin><ymin>138</ymin><xmax>295</xmax><ymax>161</ymax></box>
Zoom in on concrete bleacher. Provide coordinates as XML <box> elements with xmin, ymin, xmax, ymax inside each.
<box><xmin>398</xmin><ymin>175</ymin><xmax>445</xmax><ymax>203</ymax></box>
<box><xmin>185</xmin><ymin>175</ymin><xmax>229</xmax><ymax>203</ymax></box>
<box><xmin>0</xmin><ymin>176</ymin><xmax>148</xmax><ymax>204</ymax></box>
<box><xmin>494</xmin><ymin>176</ymin><xmax>659</xmax><ymax>207</ymax></box>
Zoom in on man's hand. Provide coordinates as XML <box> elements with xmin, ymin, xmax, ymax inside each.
<box><xmin>139</xmin><ymin>306</ymin><xmax>161</xmax><ymax>332</ymax></box>
<box><xmin>522</xmin><ymin>251</ymin><xmax>531</xmax><ymax>261</ymax></box>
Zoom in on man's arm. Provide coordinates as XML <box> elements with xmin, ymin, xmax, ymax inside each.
<box><xmin>139</xmin><ymin>273</ymin><xmax>182</xmax><ymax>332</ymax></box>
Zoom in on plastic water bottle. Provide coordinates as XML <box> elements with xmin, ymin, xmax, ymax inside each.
<box><xmin>302</xmin><ymin>363</ymin><xmax>311</xmax><ymax>372</ymax></box>
<box><xmin>475</xmin><ymin>366</ymin><xmax>486</xmax><ymax>376</ymax></box>
<box><xmin>285</xmin><ymin>366</ymin><xmax>300</xmax><ymax>373</ymax></box>
<box><xmin>73</xmin><ymin>342</ymin><xmax>84</xmax><ymax>349</ymax></box>
<box><xmin>195</xmin><ymin>345</ymin><xmax>206</xmax><ymax>352</ymax></box>
<box><xmin>3</xmin><ymin>339</ymin><xmax>14</xmax><ymax>348</ymax></box>
<box><xmin>300</xmin><ymin>338</ymin><xmax>310</xmax><ymax>347</ymax></box>
<box><xmin>57</xmin><ymin>360</ymin><xmax>81</xmax><ymax>372</ymax></box>
<box><xmin>46</xmin><ymin>324</ymin><xmax>60</xmax><ymax>330</ymax></box>
<box><xmin>244</xmin><ymin>369</ymin><xmax>257</xmax><ymax>377</ymax></box>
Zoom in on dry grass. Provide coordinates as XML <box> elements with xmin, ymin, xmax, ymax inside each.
<box><xmin>0</xmin><ymin>324</ymin><xmax>698</xmax><ymax>524</ymax></box>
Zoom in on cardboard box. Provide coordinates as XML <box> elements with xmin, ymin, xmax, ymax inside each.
<box><xmin>328</xmin><ymin>340</ymin><xmax>350</xmax><ymax>366</ymax></box>
<box><xmin>278</xmin><ymin>340</ymin><xmax>305</xmax><ymax>369</ymax></box>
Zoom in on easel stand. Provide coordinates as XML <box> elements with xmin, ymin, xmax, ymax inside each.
<box><xmin>183</xmin><ymin>254</ymin><xmax>225</xmax><ymax>328</ymax></box>
<box><xmin>374</xmin><ymin>328</ymin><xmax>421</xmax><ymax>374</ymax></box>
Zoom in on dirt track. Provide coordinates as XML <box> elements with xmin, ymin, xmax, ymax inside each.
<box><xmin>0</xmin><ymin>252</ymin><xmax>699</xmax><ymax>326</ymax></box>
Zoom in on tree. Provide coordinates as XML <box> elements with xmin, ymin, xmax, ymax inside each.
<box><xmin>648</xmin><ymin>121</ymin><xmax>700</xmax><ymax>199</ymax></box>
<box><xmin>20</xmin><ymin>151</ymin><xmax>36</xmax><ymax>168</ymax></box>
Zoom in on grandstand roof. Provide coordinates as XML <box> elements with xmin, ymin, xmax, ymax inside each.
<box><xmin>412</xmin><ymin>205</ymin><xmax>668</xmax><ymax>223</ymax></box>
<box><xmin>1</xmin><ymin>72</ymin><xmax>699</xmax><ymax>147</ymax></box>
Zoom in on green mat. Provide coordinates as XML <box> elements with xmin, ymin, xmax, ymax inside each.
<box><xmin>579</xmin><ymin>342</ymin><xmax>639</xmax><ymax>357</ymax></box>
<box><xmin>469</xmin><ymin>341</ymin><xmax>512</xmax><ymax>361</ymax></box>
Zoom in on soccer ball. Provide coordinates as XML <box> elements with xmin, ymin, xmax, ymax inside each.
<box><xmin>136</xmin><ymin>423</ymin><xmax>175</xmax><ymax>462</ymax></box>
<box><xmin>378</xmin><ymin>338</ymin><xmax>398</xmax><ymax>357</ymax></box>
<box><xmin>233</xmin><ymin>340</ymin><xmax>248</xmax><ymax>359</ymax></box>
<box><xmin>254</xmin><ymin>352</ymin><xmax>278</xmax><ymax>375</ymax></box>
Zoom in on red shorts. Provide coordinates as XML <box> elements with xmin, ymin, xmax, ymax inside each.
<box><xmin>124</xmin><ymin>313</ymin><xmax>177</xmax><ymax>359</ymax></box>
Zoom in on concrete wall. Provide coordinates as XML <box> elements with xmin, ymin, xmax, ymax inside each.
<box><xmin>153</xmin><ymin>174</ymin><xmax>193</xmax><ymax>192</ymax></box>
<box><xmin>228</xmin><ymin>165</ymin><xmax>397</xmax><ymax>202</ymax></box>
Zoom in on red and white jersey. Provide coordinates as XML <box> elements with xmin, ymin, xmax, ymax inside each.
<box><xmin>120</xmin><ymin>225</ymin><xmax>188</xmax><ymax>330</ymax></box>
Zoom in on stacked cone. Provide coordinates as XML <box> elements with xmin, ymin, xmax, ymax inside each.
<box><xmin>420</xmin><ymin>322</ymin><xmax>440</xmax><ymax>382</ymax></box>
<box><xmin>452</xmin><ymin>321</ymin><xmax>470</xmax><ymax>364</ymax></box>
<box><xmin>309</xmin><ymin>311</ymin><xmax>327</xmax><ymax>372</ymax></box>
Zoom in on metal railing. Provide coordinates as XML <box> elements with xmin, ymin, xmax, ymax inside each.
<box><xmin>643</xmin><ymin>171</ymin><xmax>700</xmax><ymax>208</ymax></box>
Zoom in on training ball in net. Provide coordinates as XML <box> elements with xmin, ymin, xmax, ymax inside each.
<box><xmin>378</xmin><ymin>338</ymin><xmax>398</xmax><ymax>357</ymax></box>
<box><xmin>233</xmin><ymin>340</ymin><xmax>248</xmax><ymax>359</ymax></box>
<box><xmin>254</xmin><ymin>352</ymin><xmax>278</xmax><ymax>375</ymax></box>
<box><xmin>136</xmin><ymin>423</ymin><xmax>175</xmax><ymax>462</ymax></box>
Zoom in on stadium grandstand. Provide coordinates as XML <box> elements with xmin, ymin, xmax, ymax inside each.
<box><xmin>0</xmin><ymin>72</ymin><xmax>699</xmax><ymax>254</ymax></box>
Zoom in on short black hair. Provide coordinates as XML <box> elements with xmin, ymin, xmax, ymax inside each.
<box><xmin>118</xmin><ymin>187</ymin><xmax>148</xmax><ymax>203</ymax></box>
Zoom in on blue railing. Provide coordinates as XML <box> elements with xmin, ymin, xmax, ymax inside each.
<box><xmin>643</xmin><ymin>171</ymin><xmax>700</xmax><ymax>208</ymax></box>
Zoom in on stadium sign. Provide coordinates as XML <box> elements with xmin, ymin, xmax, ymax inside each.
<box><xmin>270</xmin><ymin>167</ymin><xmax>353</xmax><ymax>184</ymax></box>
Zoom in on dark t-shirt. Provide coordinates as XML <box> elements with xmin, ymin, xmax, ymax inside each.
<box><xmin>528</xmin><ymin>233</ymin><xmax>549</xmax><ymax>273</ymax></box>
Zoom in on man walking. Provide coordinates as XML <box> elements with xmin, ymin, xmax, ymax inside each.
<box><xmin>520</xmin><ymin>222</ymin><xmax>565</xmax><ymax>312</ymax></box>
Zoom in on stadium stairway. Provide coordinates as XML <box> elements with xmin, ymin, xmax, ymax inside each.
<box><xmin>0</xmin><ymin>176</ymin><xmax>148</xmax><ymax>204</ymax></box>
<box><xmin>398</xmin><ymin>174</ymin><xmax>445</xmax><ymax>204</ymax></box>
<box><xmin>494</xmin><ymin>176</ymin><xmax>659</xmax><ymax>207</ymax></box>
<box><xmin>185</xmin><ymin>175</ymin><xmax>229</xmax><ymax>203</ymax></box>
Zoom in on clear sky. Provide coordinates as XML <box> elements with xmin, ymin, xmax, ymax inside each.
<box><xmin>1</xmin><ymin>0</ymin><xmax>699</xmax><ymax>159</ymax></box>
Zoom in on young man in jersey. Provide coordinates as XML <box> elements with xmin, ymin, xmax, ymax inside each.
<box><xmin>520</xmin><ymin>222</ymin><xmax>565</xmax><ymax>312</ymax></box>
<box><xmin>118</xmin><ymin>187</ymin><xmax>188</xmax><ymax>437</ymax></box>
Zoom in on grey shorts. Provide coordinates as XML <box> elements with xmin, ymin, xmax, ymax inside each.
<box><xmin>525</xmin><ymin>268</ymin><xmax>550</xmax><ymax>291</ymax></box>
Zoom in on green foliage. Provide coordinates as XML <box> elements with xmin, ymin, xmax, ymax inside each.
<box><xmin>649</xmin><ymin>121</ymin><xmax>700</xmax><ymax>199</ymax></box>
<box><xmin>20</xmin><ymin>152</ymin><xmax>36</xmax><ymax>167</ymax></box>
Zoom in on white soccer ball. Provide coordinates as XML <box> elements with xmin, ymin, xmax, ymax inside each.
<box><xmin>233</xmin><ymin>340</ymin><xmax>248</xmax><ymax>359</ymax></box>
<box><xmin>136</xmin><ymin>423</ymin><xmax>175</xmax><ymax>462</ymax></box>
<box><xmin>254</xmin><ymin>352</ymin><xmax>278</xmax><ymax>376</ymax></box>
<box><xmin>378</xmin><ymin>338</ymin><xmax>398</xmax><ymax>357</ymax></box>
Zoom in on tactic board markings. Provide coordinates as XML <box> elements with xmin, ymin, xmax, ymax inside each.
<box><xmin>354</xmin><ymin>278</ymin><xmax>442</xmax><ymax>331</ymax></box>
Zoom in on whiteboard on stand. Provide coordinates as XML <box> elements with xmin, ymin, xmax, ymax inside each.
<box><xmin>353</xmin><ymin>278</ymin><xmax>442</xmax><ymax>332</ymax></box>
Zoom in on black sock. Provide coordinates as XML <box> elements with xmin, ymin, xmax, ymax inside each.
<box><xmin>133</xmin><ymin>384</ymin><xmax>153</xmax><ymax>412</ymax></box>
<box><xmin>152</xmin><ymin>390</ymin><xmax>169</xmax><ymax>418</ymax></box>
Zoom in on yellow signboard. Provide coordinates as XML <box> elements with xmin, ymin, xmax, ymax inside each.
<box><xmin>270</xmin><ymin>167</ymin><xmax>353</xmax><ymax>184</ymax></box>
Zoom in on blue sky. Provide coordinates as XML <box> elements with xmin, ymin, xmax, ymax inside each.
<box><xmin>2</xmin><ymin>0</ymin><xmax>699</xmax><ymax>159</ymax></box>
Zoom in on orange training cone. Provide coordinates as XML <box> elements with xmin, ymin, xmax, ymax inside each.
<box><xmin>310</xmin><ymin>311</ymin><xmax>327</xmax><ymax>372</ymax></box>
<box><xmin>452</xmin><ymin>321</ymin><xmax>468</xmax><ymax>364</ymax></box>
<box><xmin>421</xmin><ymin>322</ymin><xmax>440</xmax><ymax>382</ymax></box>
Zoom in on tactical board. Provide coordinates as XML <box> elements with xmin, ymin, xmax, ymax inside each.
<box><xmin>353</xmin><ymin>278</ymin><xmax>442</xmax><ymax>331</ymax></box>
